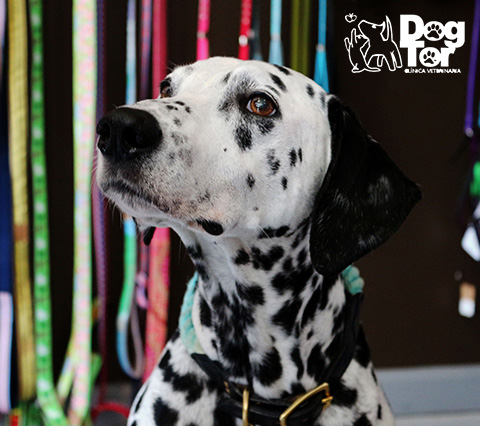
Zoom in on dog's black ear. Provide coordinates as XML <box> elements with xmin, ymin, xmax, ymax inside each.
<box><xmin>310</xmin><ymin>96</ymin><xmax>421</xmax><ymax>276</ymax></box>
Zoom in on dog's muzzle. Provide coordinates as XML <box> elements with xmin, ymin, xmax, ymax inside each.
<box><xmin>96</xmin><ymin>107</ymin><xmax>162</xmax><ymax>164</ymax></box>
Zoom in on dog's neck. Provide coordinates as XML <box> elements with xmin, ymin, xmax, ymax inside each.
<box><xmin>173</xmin><ymin>218</ymin><xmax>349</xmax><ymax>399</ymax></box>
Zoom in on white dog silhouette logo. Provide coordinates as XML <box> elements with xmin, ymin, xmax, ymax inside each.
<box><xmin>345</xmin><ymin>16</ymin><xmax>403</xmax><ymax>73</ymax></box>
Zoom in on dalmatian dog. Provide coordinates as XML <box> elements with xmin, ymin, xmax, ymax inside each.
<box><xmin>96</xmin><ymin>57</ymin><xmax>421</xmax><ymax>426</ymax></box>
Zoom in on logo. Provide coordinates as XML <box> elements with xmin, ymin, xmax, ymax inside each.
<box><xmin>344</xmin><ymin>14</ymin><xmax>465</xmax><ymax>74</ymax></box>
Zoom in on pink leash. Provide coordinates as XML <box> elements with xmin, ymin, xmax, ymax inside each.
<box><xmin>143</xmin><ymin>0</ymin><xmax>170</xmax><ymax>381</ymax></box>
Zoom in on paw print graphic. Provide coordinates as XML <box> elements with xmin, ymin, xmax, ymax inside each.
<box><xmin>420</xmin><ymin>48</ymin><xmax>440</xmax><ymax>67</ymax></box>
<box><xmin>425</xmin><ymin>22</ymin><xmax>443</xmax><ymax>41</ymax></box>
<box><xmin>345</xmin><ymin>13</ymin><xmax>357</xmax><ymax>23</ymax></box>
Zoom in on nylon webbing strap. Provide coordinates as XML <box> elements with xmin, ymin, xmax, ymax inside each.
<box><xmin>0</xmin><ymin>0</ymin><xmax>13</xmax><ymax>412</ymax></box>
<box><xmin>116</xmin><ymin>0</ymin><xmax>145</xmax><ymax>380</ymax></box>
<box><xmin>314</xmin><ymin>0</ymin><xmax>329</xmax><ymax>91</ymax></box>
<box><xmin>143</xmin><ymin>228</ymin><xmax>170</xmax><ymax>379</ymax></box>
<box><xmin>196</xmin><ymin>0</ymin><xmax>210</xmax><ymax>60</ymax></box>
<box><xmin>152</xmin><ymin>0</ymin><xmax>167</xmax><ymax>98</ymax></box>
<box><xmin>290</xmin><ymin>0</ymin><xmax>312</xmax><ymax>75</ymax></box>
<box><xmin>249</xmin><ymin>0</ymin><xmax>262</xmax><ymax>60</ymax></box>
<box><xmin>8</xmin><ymin>0</ymin><xmax>37</xmax><ymax>401</ymax></box>
<box><xmin>238</xmin><ymin>0</ymin><xmax>252</xmax><ymax>60</ymax></box>
<box><xmin>29</xmin><ymin>0</ymin><xmax>69</xmax><ymax>423</ymax></box>
<box><xmin>142</xmin><ymin>0</ymin><xmax>170</xmax><ymax>381</ymax></box>
<box><xmin>465</xmin><ymin>0</ymin><xmax>480</xmax><ymax>137</ymax></box>
<box><xmin>59</xmin><ymin>1</ymin><xmax>97</xmax><ymax>423</ymax></box>
<box><xmin>140</xmin><ymin>0</ymin><xmax>152</xmax><ymax>100</ymax></box>
<box><xmin>268</xmin><ymin>0</ymin><xmax>283</xmax><ymax>65</ymax></box>
<box><xmin>92</xmin><ymin>0</ymin><xmax>111</xmax><ymax>409</ymax></box>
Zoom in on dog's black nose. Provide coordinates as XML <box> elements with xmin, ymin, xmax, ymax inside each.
<box><xmin>96</xmin><ymin>107</ymin><xmax>162</xmax><ymax>163</ymax></box>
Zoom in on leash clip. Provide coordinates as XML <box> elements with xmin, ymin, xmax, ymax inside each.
<box><xmin>279</xmin><ymin>382</ymin><xmax>333</xmax><ymax>426</ymax></box>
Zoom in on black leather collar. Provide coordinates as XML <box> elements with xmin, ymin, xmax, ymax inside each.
<box><xmin>191</xmin><ymin>291</ymin><xmax>363</xmax><ymax>426</ymax></box>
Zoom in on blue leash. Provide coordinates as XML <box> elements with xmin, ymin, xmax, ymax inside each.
<box><xmin>268</xmin><ymin>0</ymin><xmax>283</xmax><ymax>65</ymax></box>
<box><xmin>314</xmin><ymin>0</ymin><xmax>329</xmax><ymax>91</ymax></box>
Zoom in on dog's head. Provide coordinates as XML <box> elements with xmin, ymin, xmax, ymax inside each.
<box><xmin>96</xmin><ymin>57</ymin><xmax>420</xmax><ymax>275</ymax></box>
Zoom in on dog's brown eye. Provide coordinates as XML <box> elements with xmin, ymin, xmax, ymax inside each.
<box><xmin>247</xmin><ymin>95</ymin><xmax>276</xmax><ymax>117</ymax></box>
<box><xmin>160</xmin><ymin>83</ymin><xmax>172</xmax><ymax>99</ymax></box>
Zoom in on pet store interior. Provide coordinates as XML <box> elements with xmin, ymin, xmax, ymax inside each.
<box><xmin>1</xmin><ymin>0</ymin><xmax>480</xmax><ymax>425</ymax></box>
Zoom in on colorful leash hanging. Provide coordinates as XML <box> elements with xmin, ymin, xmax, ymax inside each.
<box><xmin>91</xmin><ymin>0</ymin><xmax>130</xmax><ymax>419</ymax></box>
<box><xmin>92</xmin><ymin>0</ymin><xmax>110</xmax><ymax>410</ymax></box>
<box><xmin>57</xmin><ymin>1</ymin><xmax>98</xmax><ymax>424</ymax></box>
<box><xmin>152</xmin><ymin>0</ymin><xmax>167</xmax><ymax>98</ymax></box>
<box><xmin>29</xmin><ymin>0</ymin><xmax>70</xmax><ymax>424</ymax></box>
<box><xmin>8</xmin><ymin>0</ymin><xmax>37</xmax><ymax>405</ymax></box>
<box><xmin>460</xmin><ymin>0</ymin><xmax>480</xmax><ymax>260</ymax></box>
<box><xmin>238</xmin><ymin>0</ymin><xmax>252</xmax><ymax>60</ymax></box>
<box><xmin>196</xmin><ymin>0</ymin><xmax>210</xmax><ymax>60</ymax></box>
<box><xmin>116</xmin><ymin>0</ymin><xmax>145</xmax><ymax>380</ymax></box>
<box><xmin>0</xmin><ymin>0</ymin><xmax>13</xmax><ymax>413</ymax></box>
<box><xmin>290</xmin><ymin>0</ymin><xmax>312</xmax><ymax>75</ymax></box>
<box><xmin>268</xmin><ymin>0</ymin><xmax>283</xmax><ymax>65</ymax></box>
<box><xmin>140</xmin><ymin>0</ymin><xmax>153</xmax><ymax>100</ymax></box>
<box><xmin>143</xmin><ymin>0</ymin><xmax>170</xmax><ymax>381</ymax></box>
<box><xmin>249</xmin><ymin>0</ymin><xmax>262</xmax><ymax>60</ymax></box>
<box><xmin>313</xmin><ymin>0</ymin><xmax>329</xmax><ymax>91</ymax></box>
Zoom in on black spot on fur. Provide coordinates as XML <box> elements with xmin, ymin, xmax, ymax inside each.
<box><xmin>160</xmin><ymin>350</ymin><xmax>205</xmax><ymax>404</ymax></box>
<box><xmin>320</xmin><ymin>275</ymin><xmax>337</xmax><ymax>310</ymax></box>
<box><xmin>290</xmin><ymin>346</ymin><xmax>305</xmax><ymax>380</ymax></box>
<box><xmin>234</xmin><ymin>248</ymin><xmax>250</xmax><ymax>265</ymax></box>
<box><xmin>174</xmin><ymin>118</ymin><xmax>181</xmax><ymax>126</ymax></box>
<box><xmin>301</xmin><ymin>286</ymin><xmax>321</xmax><ymax>327</ymax></box>
<box><xmin>272</xmin><ymin>262</ymin><xmax>313</xmax><ymax>296</ymax></box>
<box><xmin>307</xmin><ymin>343</ymin><xmax>327</xmax><ymax>382</ymax></box>
<box><xmin>281</xmin><ymin>176</ymin><xmax>288</xmax><ymax>190</ymax></box>
<box><xmin>330</xmin><ymin>380</ymin><xmax>358</xmax><ymax>407</ymax></box>
<box><xmin>298</xmin><ymin>148</ymin><xmax>303</xmax><ymax>162</ymax></box>
<box><xmin>307</xmin><ymin>330</ymin><xmax>314</xmax><ymax>340</ymax></box>
<box><xmin>267</xmin><ymin>150</ymin><xmax>281</xmax><ymax>174</ymax></box>
<box><xmin>222</xmin><ymin>72</ymin><xmax>231</xmax><ymax>84</ymax></box>
<box><xmin>153</xmin><ymin>397</ymin><xmax>179</xmax><ymax>425</ymax></box>
<box><xmin>354</xmin><ymin>327</ymin><xmax>371</xmax><ymax>368</ymax></box>
<box><xmin>258</xmin><ymin>226</ymin><xmax>290</xmax><ymax>239</ymax></box>
<box><xmin>306</xmin><ymin>84</ymin><xmax>314</xmax><ymax>98</ymax></box>
<box><xmin>185</xmin><ymin>106</ymin><xmax>192</xmax><ymax>113</ymax></box>
<box><xmin>377</xmin><ymin>404</ymin><xmax>383</xmax><ymax>420</ymax></box>
<box><xmin>175</xmin><ymin>101</ymin><xmax>185</xmax><ymax>106</ymax></box>
<box><xmin>251</xmin><ymin>246</ymin><xmax>284</xmax><ymax>271</ymax></box>
<box><xmin>253</xmin><ymin>347</ymin><xmax>283</xmax><ymax>385</ymax></box>
<box><xmin>354</xmin><ymin>414</ymin><xmax>372</xmax><ymax>426</ymax></box>
<box><xmin>166</xmin><ymin>105</ymin><xmax>178</xmax><ymax>111</ymax></box>
<box><xmin>289</xmin><ymin>149</ymin><xmax>298</xmax><ymax>167</ymax></box>
<box><xmin>266</xmin><ymin>85</ymin><xmax>281</xmax><ymax>96</ymax></box>
<box><xmin>131</xmin><ymin>422</ymin><xmax>137</xmax><ymax>426</ymax></box>
<box><xmin>319</xmin><ymin>92</ymin><xmax>326</xmax><ymax>108</ymax></box>
<box><xmin>269</xmin><ymin>73</ymin><xmax>287</xmax><ymax>92</ymax></box>
<box><xmin>246</xmin><ymin>173</ymin><xmax>256</xmax><ymax>188</ymax></box>
<box><xmin>200</xmin><ymin>297</ymin><xmax>212</xmax><ymax>327</ymax></box>
<box><xmin>235</xmin><ymin>124</ymin><xmax>253</xmax><ymax>151</ymax></box>
<box><xmin>257</xmin><ymin>119</ymin><xmax>275</xmax><ymax>135</ymax></box>
<box><xmin>272</xmin><ymin>298</ymin><xmax>302</xmax><ymax>334</ymax></box>
<box><xmin>236</xmin><ymin>282</ymin><xmax>265</xmax><ymax>305</ymax></box>
<box><xmin>274</xmin><ymin>64</ymin><xmax>291</xmax><ymax>75</ymax></box>
<box><xmin>187</xmin><ymin>245</ymin><xmax>203</xmax><ymax>260</ymax></box>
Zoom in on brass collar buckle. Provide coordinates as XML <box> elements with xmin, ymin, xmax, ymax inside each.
<box><xmin>279</xmin><ymin>382</ymin><xmax>333</xmax><ymax>426</ymax></box>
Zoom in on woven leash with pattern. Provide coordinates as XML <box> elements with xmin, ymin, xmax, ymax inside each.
<box><xmin>8</xmin><ymin>0</ymin><xmax>36</xmax><ymax>405</ymax></box>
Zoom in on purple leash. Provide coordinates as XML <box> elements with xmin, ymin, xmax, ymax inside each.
<box><xmin>465</xmin><ymin>0</ymin><xmax>480</xmax><ymax>137</ymax></box>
